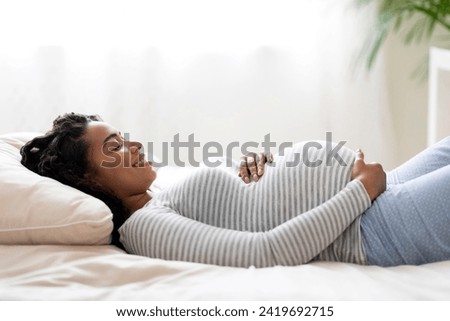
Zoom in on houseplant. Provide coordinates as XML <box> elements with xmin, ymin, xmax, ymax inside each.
<box><xmin>356</xmin><ymin>0</ymin><xmax>450</xmax><ymax>74</ymax></box>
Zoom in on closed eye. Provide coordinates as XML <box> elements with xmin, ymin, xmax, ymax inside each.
<box><xmin>104</xmin><ymin>141</ymin><xmax>123</xmax><ymax>153</ymax></box>
<box><xmin>113</xmin><ymin>143</ymin><xmax>123</xmax><ymax>151</ymax></box>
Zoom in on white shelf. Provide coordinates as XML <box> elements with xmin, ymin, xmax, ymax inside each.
<box><xmin>428</xmin><ymin>47</ymin><xmax>450</xmax><ymax>146</ymax></box>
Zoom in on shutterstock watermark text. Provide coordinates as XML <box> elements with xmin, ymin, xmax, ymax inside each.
<box><xmin>100</xmin><ymin>132</ymin><xmax>347</xmax><ymax>168</ymax></box>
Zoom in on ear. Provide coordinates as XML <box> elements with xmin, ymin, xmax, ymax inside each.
<box><xmin>83</xmin><ymin>167</ymin><xmax>118</xmax><ymax>198</ymax></box>
<box><xmin>83</xmin><ymin>168</ymin><xmax>96</xmax><ymax>180</ymax></box>
<box><xmin>83</xmin><ymin>168</ymin><xmax>103</xmax><ymax>189</ymax></box>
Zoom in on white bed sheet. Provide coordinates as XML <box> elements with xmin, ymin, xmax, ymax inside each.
<box><xmin>1</xmin><ymin>244</ymin><xmax>450</xmax><ymax>300</ymax></box>
<box><xmin>2</xmin><ymin>163</ymin><xmax>450</xmax><ymax>300</ymax></box>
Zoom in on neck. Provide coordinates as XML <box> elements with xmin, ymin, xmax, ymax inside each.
<box><xmin>123</xmin><ymin>190</ymin><xmax>152</xmax><ymax>216</ymax></box>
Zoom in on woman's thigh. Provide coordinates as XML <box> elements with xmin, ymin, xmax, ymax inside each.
<box><xmin>388</xmin><ymin>136</ymin><xmax>450</xmax><ymax>184</ymax></box>
<box><xmin>361</xmin><ymin>163</ymin><xmax>450</xmax><ymax>266</ymax></box>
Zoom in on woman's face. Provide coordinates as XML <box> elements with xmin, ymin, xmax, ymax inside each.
<box><xmin>83</xmin><ymin>121</ymin><xmax>157</xmax><ymax>200</ymax></box>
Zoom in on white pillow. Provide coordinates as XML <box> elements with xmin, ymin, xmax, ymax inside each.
<box><xmin>0</xmin><ymin>132</ymin><xmax>113</xmax><ymax>245</ymax></box>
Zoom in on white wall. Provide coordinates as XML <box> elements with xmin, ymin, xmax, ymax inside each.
<box><xmin>383</xmin><ymin>24</ymin><xmax>449</xmax><ymax>165</ymax></box>
<box><xmin>383</xmin><ymin>35</ymin><xmax>429</xmax><ymax>166</ymax></box>
<box><xmin>0</xmin><ymin>0</ymin><xmax>398</xmax><ymax>169</ymax></box>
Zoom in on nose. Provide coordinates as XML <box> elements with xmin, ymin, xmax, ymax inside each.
<box><xmin>128</xmin><ymin>141</ymin><xmax>142</xmax><ymax>153</ymax></box>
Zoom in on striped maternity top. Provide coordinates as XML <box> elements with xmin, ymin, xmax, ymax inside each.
<box><xmin>119</xmin><ymin>141</ymin><xmax>371</xmax><ymax>268</ymax></box>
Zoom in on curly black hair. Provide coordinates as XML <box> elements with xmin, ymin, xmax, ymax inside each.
<box><xmin>20</xmin><ymin>112</ymin><xmax>129</xmax><ymax>248</ymax></box>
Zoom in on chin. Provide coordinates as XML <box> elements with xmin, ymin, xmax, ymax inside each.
<box><xmin>146</xmin><ymin>170</ymin><xmax>157</xmax><ymax>187</ymax></box>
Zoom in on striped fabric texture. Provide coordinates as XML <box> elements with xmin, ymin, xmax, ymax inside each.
<box><xmin>120</xmin><ymin>142</ymin><xmax>371</xmax><ymax>267</ymax></box>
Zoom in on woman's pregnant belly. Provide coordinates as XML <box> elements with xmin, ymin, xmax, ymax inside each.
<box><xmin>157</xmin><ymin>141</ymin><xmax>356</xmax><ymax>232</ymax></box>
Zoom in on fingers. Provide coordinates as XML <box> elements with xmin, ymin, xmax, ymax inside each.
<box><xmin>239</xmin><ymin>153</ymin><xmax>258</xmax><ymax>183</ymax></box>
<box><xmin>353</xmin><ymin>148</ymin><xmax>365</xmax><ymax>171</ymax></box>
<box><xmin>355</xmin><ymin>148</ymin><xmax>364</xmax><ymax>161</ymax></box>
<box><xmin>239</xmin><ymin>151</ymin><xmax>273</xmax><ymax>184</ymax></box>
<box><xmin>239</xmin><ymin>156</ymin><xmax>251</xmax><ymax>184</ymax></box>
<box><xmin>351</xmin><ymin>149</ymin><xmax>365</xmax><ymax>180</ymax></box>
<box><xmin>257</xmin><ymin>152</ymin><xmax>274</xmax><ymax>175</ymax></box>
<box><xmin>257</xmin><ymin>152</ymin><xmax>266</xmax><ymax>176</ymax></box>
<box><xmin>247</xmin><ymin>153</ymin><xmax>259</xmax><ymax>182</ymax></box>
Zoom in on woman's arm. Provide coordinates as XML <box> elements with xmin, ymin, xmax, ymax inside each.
<box><xmin>119</xmin><ymin>179</ymin><xmax>371</xmax><ymax>268</ymax></box>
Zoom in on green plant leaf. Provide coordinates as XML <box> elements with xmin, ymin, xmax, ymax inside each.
<box><xmin>355</xmin><ymin>0</ymin><xmax>450</xmax><ymax>74</ymax></box>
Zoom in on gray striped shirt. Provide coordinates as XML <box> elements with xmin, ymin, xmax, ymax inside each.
<box><xmin>119</xmin><ymin>142</ymin><xmax>371</xmax><ymax>267</ymax></box>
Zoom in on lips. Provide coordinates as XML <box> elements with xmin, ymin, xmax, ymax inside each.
<box><xmin>132</xmin><ymin>154</ymin><xmax>148</xmax><ymax>168</ymax></box>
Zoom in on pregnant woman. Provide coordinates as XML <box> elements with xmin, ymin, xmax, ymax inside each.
<box><xmin>20</xmin><ymin>113</ymin><xmax>450</xmax><ymax>267</ymax></box>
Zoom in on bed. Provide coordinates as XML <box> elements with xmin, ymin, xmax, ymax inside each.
<box><xmin>1</xmin><ymin>132</ymin><xmax>450</xmax><ymax>300</ymax></box>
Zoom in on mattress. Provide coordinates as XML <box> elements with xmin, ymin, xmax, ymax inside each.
<box><xmin>1</xmin><ymin>244</ymin><xmax>450</xmax><ymax>300</ymax></box>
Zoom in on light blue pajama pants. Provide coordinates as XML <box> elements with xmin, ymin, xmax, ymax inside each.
<box><xmin>361</xmin><ymin>136</ymin><xmax>450</xmax><ymax>266</ymax></box>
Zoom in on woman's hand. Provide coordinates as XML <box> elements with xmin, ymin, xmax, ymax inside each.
<box><xmin>239</xmin><ymin>151</ymin><xmax>273</xmax><ymax>184</ymax></box>
<box><xmin>351</xmin><ymin>149</ymin><xmax>386</xmax><ymax>202</ymax></box>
